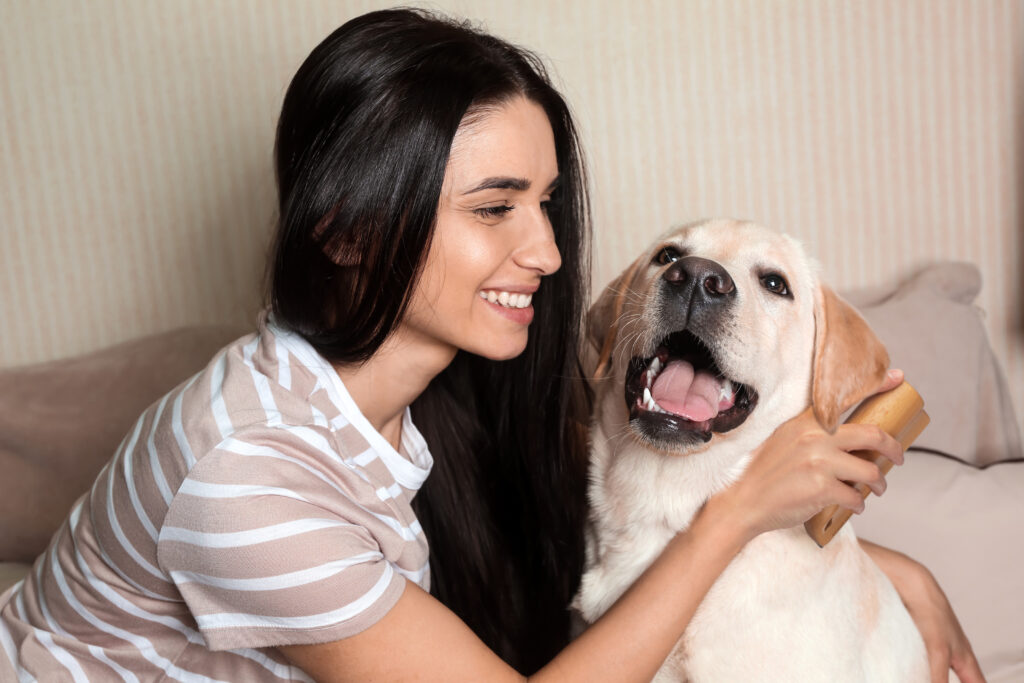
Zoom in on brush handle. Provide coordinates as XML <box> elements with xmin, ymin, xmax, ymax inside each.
<box><xmin>804</xmin><ymin>381</ymin><xmax>929</xmax><ymax>547</ymax></box>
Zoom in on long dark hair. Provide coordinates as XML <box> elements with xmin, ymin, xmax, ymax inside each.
<box><xmin>268</xmin><ymin>8</ymin><xmax>592</xmax><ymax>674</ymax></box>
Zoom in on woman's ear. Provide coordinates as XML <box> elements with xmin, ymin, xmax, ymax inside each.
<box><xmin>811</xmin><ymin>285</ymin><xmax>890</xmax><ymax>431</ymax></box>
<box><xmin>314</xmin><ymin>206</ymin><xmax>362</xmax><ymax>267</ymax></box>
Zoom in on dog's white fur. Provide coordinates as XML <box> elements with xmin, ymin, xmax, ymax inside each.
<box><xmin>575</xmin><ymin>219</ymin><xmax>931</xmax><ymax>682</ymax></box>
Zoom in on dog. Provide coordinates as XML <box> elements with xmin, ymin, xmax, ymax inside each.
<box><xmin>574</xmin><ymin>219</ymin><xmax>932</xmax><ymax>682</ymax></box>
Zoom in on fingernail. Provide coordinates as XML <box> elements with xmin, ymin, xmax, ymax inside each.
<box><xmin>887</xmin><ymin>368</ymin><xmax>901</xmax><ymax>380</ymax></box>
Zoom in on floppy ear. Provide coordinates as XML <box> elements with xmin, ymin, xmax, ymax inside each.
<box><xmin>586</xmin><ymin>256</ymin><xmax>647</xmax><ymax>379</ymax></box>
<box><xmin>811</xmin><ymin>285</ymin><xmax>890</xmax><ymax>431</ymax></box>
<box><xmin>587</xmin><ymin>274</ymin><xmax>625</xmax><ymax>352</ymax></box>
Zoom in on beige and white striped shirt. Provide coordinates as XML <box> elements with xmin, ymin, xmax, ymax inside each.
<box><xmin>0</xmin><ymin>317</ymin><xmax>433</xmax><ymax>681</ymax></box>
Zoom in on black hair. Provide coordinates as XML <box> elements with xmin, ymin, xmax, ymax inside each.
<box><xmin>269</xmin><ymin>8</ymin><xmax>591</xmax><ymax>673</ymax></box>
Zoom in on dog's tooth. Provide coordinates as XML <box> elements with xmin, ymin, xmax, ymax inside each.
<box><xmin>720</xmin><ymin>379</ymin><xmax>734</xmax><ymax>401</ymax></box>
<box><xmin>487</xmin><ymin>290</ymin><xmax>498</xmax><ymax>303</ymax></box>
<box><xmin>644</xmin><ymin>388</ymin><xmax>660</xmax><ymax>412</ymax></box>
<box><xmin>524</xmin><ymin>293</ymin><xmax>532</xmax><ymax>307</ymax></box>
<box><xmin>498</xmin><ymin>291</ymin><xmax>510</xmax><ymax>306</ymax></box>
<box><xmin>649</xmin><ymin>356</ymin><xmax>661</xmax><ymax>377</ymax></box>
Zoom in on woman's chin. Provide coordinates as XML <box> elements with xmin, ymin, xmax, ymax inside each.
<box><xmin>469</xmin><ymin>335</ymin><xmax>529</xmax><ymax>361</ymax></box>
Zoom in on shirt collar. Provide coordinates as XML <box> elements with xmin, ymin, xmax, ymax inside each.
<box><xmin>265</xmin><ymin>317</ymin><xmax>433</xmax><ymax>490</ymax></box>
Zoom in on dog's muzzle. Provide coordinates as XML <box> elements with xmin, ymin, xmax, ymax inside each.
<box><xmin>624</xmin><ymin>256</ymin><xmax>758</xmax><ymax>448</ymax></box>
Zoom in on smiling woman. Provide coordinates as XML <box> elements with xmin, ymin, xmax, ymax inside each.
<box><xmin>401</xmin><ymin>96</ymin><xmax>562</xmax><ymax>361</ymax></box>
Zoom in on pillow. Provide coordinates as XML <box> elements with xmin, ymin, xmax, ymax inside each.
<box><xmin>0</xmin><ymin>324</ymin><xmax>248</xmax><ymax>562</ymax></box>
<box><xmin>846</xmin><ymin>262</ymin><xmax>1023</xmax><ymax>466</ymax></box>
<box><xmin>852</xmin><ymin>452</ymin><xmax>1024</xmax><ymax>682</ymax></box>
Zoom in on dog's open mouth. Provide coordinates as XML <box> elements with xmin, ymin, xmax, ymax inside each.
<box><xmin>625</xmin><ymin>329</ymin><xmax>758</xmax><ymax>444</ymax></box>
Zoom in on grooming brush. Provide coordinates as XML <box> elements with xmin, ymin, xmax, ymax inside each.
<box><xmin>804</xmin><ymin>381</ymin><xmax>929</xmax><ymax>547</ymax></box>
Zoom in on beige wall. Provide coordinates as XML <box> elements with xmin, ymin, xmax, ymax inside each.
<box><xmin>2</xmin><ymin>0</ymin><xmax>1021</xmax><ymax>432</ymax></box>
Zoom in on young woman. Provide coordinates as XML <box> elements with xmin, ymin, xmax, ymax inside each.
<box><xmin>0</xmin><ymin>8</ymin><xmax>981</xmax><ymax>682</ymax></box>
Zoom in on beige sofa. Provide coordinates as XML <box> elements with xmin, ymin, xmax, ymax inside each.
<box><xmin>1</xmin><ymin>264</ymin><xmax>1021</xmax><ymax>680</ymax></box>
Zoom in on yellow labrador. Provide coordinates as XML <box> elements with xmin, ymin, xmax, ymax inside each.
<box><xmin>574</xmin><ymin>219</ymin><xmax>931</xmax><ymax>682</ymax></box>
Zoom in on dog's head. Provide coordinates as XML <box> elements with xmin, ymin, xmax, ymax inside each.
<box><xmin>589</xmin><ymin>219</ymin><xmax>888</xmax><ymax>453</ymax></box>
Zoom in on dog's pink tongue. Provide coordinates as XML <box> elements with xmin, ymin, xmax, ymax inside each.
<box><xmin>651</xmin><ymin>360</ymin><xmax>721</xmax><ymax>421</ymax></box>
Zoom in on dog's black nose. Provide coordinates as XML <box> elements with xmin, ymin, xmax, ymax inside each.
<box><xmin>662</xmin><ymin>256</ymin><xmax>735</xmax><ymax>299</ymax></box>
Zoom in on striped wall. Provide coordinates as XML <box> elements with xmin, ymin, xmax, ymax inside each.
<box><xmin>2</xmin><ymin>0</ymin><xmax>1022</xmax><ymax>435</ymax></box>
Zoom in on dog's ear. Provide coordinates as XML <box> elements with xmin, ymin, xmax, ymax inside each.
<box><xmin>583</xmin><ymin>274</ymin><xmax>625</xmax><ymax>379</ymax></box>
<box><xmin>587</xmin><ymin>274</ymin><xmax>624</xmax><ymax>352</ymax></box>
<box><xmin>586</xmin><ymin>256</ymin><xmax>647</xmax><ymax>379</ymax></box>
<box><xmin>811</xmin><ymin>285</ymin><xmax>890</xmax><ymax>431</ymax></box>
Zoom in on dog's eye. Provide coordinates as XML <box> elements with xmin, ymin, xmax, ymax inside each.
<box><xmin>760</xmin><ymin>273</ymin><xmax>790</xmax><ymax>296</ymax></box>
<box><xmin>655</xmin><ymin>246</ymin><xmax>682</xmax><ymax>266</ymax></box>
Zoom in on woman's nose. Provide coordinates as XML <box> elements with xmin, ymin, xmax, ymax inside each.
<box><xmin>515</xmin><ymin>209</ymin><xmax>561</xmax><ymax>275</ymax></box>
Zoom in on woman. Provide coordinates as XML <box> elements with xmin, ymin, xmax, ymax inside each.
<box><xmin>0</xmin><ymin>8</ymin><xmax>981</xmax><ymax>682</ymax></box>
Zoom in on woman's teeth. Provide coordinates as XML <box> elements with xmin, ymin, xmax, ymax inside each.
<box><xmin>479</xmin><ymin>290</ymin><xmax>533</xmax><ymax>309</ymax></box>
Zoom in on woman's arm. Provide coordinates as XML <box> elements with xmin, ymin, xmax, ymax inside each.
<box><xmin>859</xmin><ymin>539</ymin><xmax>986</xmax><ymax>683</ymax></box>
<box><xmin>279</xmin><ymin>408</ymin><xmax>902</xmax><ymax>682</ymax></box>
<box><xmin>280</xmin><ymin>501</ymin><xmax>749</xmax><ymax>682</ymax></box>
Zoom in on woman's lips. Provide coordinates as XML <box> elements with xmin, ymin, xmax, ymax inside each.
<box><xmin>479</xmin><ymin>289</ymin><xmax>535</xmax><ymax>324</ymax></box>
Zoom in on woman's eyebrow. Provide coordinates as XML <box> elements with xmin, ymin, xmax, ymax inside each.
<box><xmin>462</xmin><ymin>174</ymin><xmax>561</xmax><ymax>195</ymax></box>
<box><xmin>464</xmin><ymin>176</ymin><xmax>531</xmax><ymax>194</ymax></box>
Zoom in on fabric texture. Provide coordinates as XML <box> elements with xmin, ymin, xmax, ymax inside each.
<box><xmin>0</xmin><ymin>319</ymin><xmax>432</xmax><ymax>681</ymax></box>
<box><xmin>853</xmin><ymin>453</ymin><xmax>1024</xmax><ymax>682</ymax></box>
<box><xmin>847</xmin><ymin>261</ymin><xmax>1023</xmax><ymax>466</ymax></box>
<box><xmin>0</xmin><ymin>324</ymin><xmax>248</xmax><ymax>562</ymax></box>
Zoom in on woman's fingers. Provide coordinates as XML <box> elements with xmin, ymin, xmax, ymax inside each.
<box><xmin>950</xmin><ymin>648</ymin><xmax>986</xmax><ymax>683</ymax></box>
<box><xmin>826</xmin><ymin>453</ymin><xmax>886</xmax><ymax>498</ymax></box>
<box><xmin>833</xmin><ymin>422</ymin><xmax>905</xmax><ymax>467</ymax></box>
<box><xmin>928</xmin><ymin>647</ymin><xmax>952</xmax><ymax>683</ymax></box>
<box><xmin>728</xmin><ymin>402</ymin><xmax>912</xmax><ymax>535</ymax></box>
<box><xmin>826</xmin><ymin>479</ymin><xmax>867</xmax><ymax>514</ymax></box>
<box><xmin>877</xmin><ymin>367</ymin><xmax>904</xmax><ymax>394</ymax></box>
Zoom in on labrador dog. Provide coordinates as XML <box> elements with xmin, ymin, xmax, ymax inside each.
<box><xmin>574</xmin><ymin>219</ymin><xmax>931</xmax><ymax>682</ymax></box>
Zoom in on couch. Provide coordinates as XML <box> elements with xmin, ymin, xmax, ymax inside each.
<box><xmin>1</xmin><ymin>263</ymin><xmax>1021</xmax><ymax>680</ymax></box>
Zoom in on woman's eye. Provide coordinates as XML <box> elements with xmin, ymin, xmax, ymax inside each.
<box><xmin>655</xmin><ymin>246</ymin><xmax>682</xmax><ymax>265</ymax></box>
<box><xmin>760</xmin><ymin>273</ymin><xmax>790</xmax><ymax>296</ymax></box>
<box><xmin>474</xmin><ymin>204</ymin><xmax>514</xmax><ymax>219</ymax></box>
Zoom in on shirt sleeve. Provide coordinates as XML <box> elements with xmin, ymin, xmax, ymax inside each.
<box><xmin>156</xmin><ymin>428</ymin><xmax>407</xmax><ymax>651</ymax></box>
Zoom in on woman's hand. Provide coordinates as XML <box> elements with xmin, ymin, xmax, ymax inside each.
<box><xmin>860</xmin><ymin>540</ymin><xmax>986</xmax><ymax>683</ymax></box>
<box><xmin>707</xmin><ymin>369</ymin><xmax>906</xmax><ymax>542</ymax></box>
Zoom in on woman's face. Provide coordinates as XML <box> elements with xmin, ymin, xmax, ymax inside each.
<box><xmin>400</xmin><ymin>96</ymin><xmax>562</xmax><ymax>361</ymax></box>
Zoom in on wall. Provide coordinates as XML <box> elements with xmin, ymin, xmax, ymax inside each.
<box><xmin>2</xmin><ymin>0</ymin><xmax>1021</xmax><ymax>431</ymax></box>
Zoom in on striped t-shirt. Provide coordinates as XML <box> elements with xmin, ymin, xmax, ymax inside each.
<box><xmin>0</xmin><ymin>317</ymin><xmax>434</xmax><ymax>682</ymax></box>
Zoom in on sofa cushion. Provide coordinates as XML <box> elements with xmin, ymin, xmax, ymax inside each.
<box><xmin>846</xmin><ymin>261</ymin><xmax>1023</xmax><ymax>466</ymax></box>
<box><xmin>853</xmin><ymin>452</ymin><xmax>1024</xmax><ymax>681</ymax></box>
<box><xmin>0</xmin><ymin>324</ymin><xmax>247</xmax><ymax>562</ymax></box>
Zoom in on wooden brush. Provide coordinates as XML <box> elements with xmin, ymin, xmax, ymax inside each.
<box><xmin>804</xmin><ymin>381</ymin><xmax>929</xmax><ymax>547</ymax></box>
